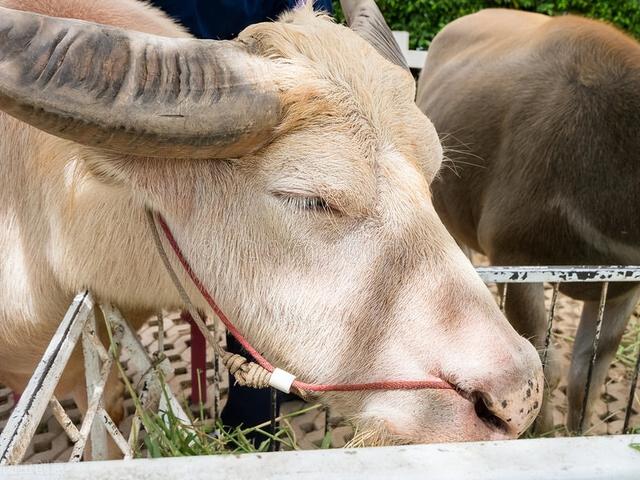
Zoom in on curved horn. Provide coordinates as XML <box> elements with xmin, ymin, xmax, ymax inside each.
<box><xmin>340</xmin><ymin>0</ymin><xmax>409</xmax><ymax>71</ymax></box>
<box><xmin>0</xmin><ymin>6</ymin><xmax>281</xmax><ymax>158</ymax></box>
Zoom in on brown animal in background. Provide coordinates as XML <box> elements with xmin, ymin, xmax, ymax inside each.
<box><xmin>418</xmin><ymin>8</ymin><xmax>640</xmax><ymax>432</ymax></box>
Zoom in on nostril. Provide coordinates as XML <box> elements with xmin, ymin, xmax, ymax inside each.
<box><xmin>472</xmin><ymin>392</ymin><xmax>510</xmax><ymax>433</ymax></box>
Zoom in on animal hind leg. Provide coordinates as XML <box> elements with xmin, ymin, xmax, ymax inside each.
<box><xmin>503</xmin><ymin>282</ymin><xmax>560</xmax><ymax>434</ymax></box>
<box><xmin>566</xmin><ymin>285</ymin><xmax>640</xmax><ymax>433</ymax></box>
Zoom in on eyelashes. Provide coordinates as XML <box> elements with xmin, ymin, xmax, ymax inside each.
<box><xmin>295</xmin><ymin>196</ymin><xmax>331</xmax><ymax>211</ymax></box>
<box><xmin>274</xmin><ymin>193</ymin><xmax>339</xmax><ymax>214</ymax></box>
<box><xmin>284</xmin><ymin>195</ymin><xmax>331</xmax><ymax>212</ymax></box>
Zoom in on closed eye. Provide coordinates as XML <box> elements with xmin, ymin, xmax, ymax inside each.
<box><xmin>273</xmin><ymin>193</ymin><xmax>340</xmax><ymax>214</ymax></box>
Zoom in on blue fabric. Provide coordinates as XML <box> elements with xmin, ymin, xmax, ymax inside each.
<box><xmin>151</xmin><ymin>0</ymin><xmax>333</xmax><ymax>40</ymax></box>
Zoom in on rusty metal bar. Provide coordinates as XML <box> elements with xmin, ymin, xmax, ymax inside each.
<box><xmin>499</xmin><ymin>283</ymin><xmax>508</xmax><ymax>313</ymax></box>
<box><xmin>156</xmin><ymin>311</ymin><xmax>165</xmax><ymax>358</ymax></box>
<box><xmin>269</xmin><ymin>388</ymin><xmax>279</xmax><ymax>452</ymax></box>
<box><xmin>186</xmin><ymin>312</ymin><xmax>207</xmax><ymax>406</ymax></box>
<box><xmin>212</xmin><ymin>320</ymin><xmax>221</xmax><ymax>422</ymax></box>
<box><xmin>541</xmin><ymin>283</ymin><xmax>560</xmax><ymax>371</ymax></box>
<box><xmin>623</xmin><ymin>335</ymin><xmax>640</xmax><ymax>434</ymax></box>
<box><xmin>578</xmin><ymin>282</ymin><xmax>609</xmax><ymax>435</ymax></box>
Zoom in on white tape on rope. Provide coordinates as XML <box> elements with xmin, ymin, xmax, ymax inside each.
<box><xmin>269</xmin><ymin>368</ymin><xmax>296</xmax><ymax>393</ymax></box>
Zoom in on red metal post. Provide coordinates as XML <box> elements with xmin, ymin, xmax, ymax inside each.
<box><xmin>181</xmin><ymin>311</ymin><xmax>207</xmax><ymax>406</ymax></box>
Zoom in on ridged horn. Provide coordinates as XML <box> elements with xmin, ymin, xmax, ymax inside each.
<box><xmin>340</xmin><ymin>0</ymin><xmax>409</xmax><ymax>71</ymax></box>
<box><xmin>0</xmin><ymin>6</ymin><xmax>282</xmax><ymax>158</ymax></box>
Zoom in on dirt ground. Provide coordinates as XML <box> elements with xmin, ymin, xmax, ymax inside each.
<box><xmin>540</xmin><ymin>284</ymin><xmax>640</xmax><ymax>436</ymax></box>
<box><xmin>1</xmin><ymin>285</ymin><xmax>638</xmax><ymax>462</ymax></box>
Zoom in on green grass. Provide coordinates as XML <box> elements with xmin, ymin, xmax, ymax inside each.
<box><xmin>617</xmin><ymin>315</ymin><xmax>640</xmax><ymax>370</ymax></box>
<box><xmin>104</xmin><ymin>318</ymin><xmax>325</xmax><ymax>457</ymax></box>
<box><xmin>104</xmin><ymin>309</ymin><xmax>639</xmax><ymax>456</ymax></box>
<box><xmin>116</xmin><ymin>354</ymin><xmax>324</xmax><ymax>456</ymax></box>
<box><xmin>138</xmin><ymin>400</ymin><xmax>323</xmax><ymax>458</ymax></box>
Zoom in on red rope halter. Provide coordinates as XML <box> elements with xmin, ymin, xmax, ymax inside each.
<box><xmin>156</xmin><ymin>213</ymin><xmax>453</xmax><ymax>393</ymax></box>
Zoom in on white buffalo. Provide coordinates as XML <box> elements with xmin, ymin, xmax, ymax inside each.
<box><xmin>0</xmin><ymin>0</ymin><xmax>542</xmax><ymax>445</ymax></box>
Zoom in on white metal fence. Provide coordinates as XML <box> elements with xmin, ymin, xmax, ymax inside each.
<box><xmin>2</xmin><ymin>434</ymin><xmax>639</xmax><ymax>479</ymax></box>
<box><xmin>0</xmin><ymin>292</ymin><xmax>188</xmax><ymax>465</ymax></box>
<box><xmin>477</xmin><ymin>266</ymin><xmax>640</xmax><ymax>435</ymax></box>
<box><xmin>0</xmin><ymin>266</ymin><xmax>638</xmax><ymax>476</ymax></box>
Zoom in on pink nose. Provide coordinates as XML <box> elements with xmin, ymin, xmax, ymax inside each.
<box><xmin>468</xmin><ymin>379</ymin><xmax>541</xmax><ymax>436</ymax></box>
<box><xmin>455</xmin><ymin>338</ymin><xmax>544</xmax><ymax>436</ymax></box>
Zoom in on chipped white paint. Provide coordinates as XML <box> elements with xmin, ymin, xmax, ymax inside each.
<box><xmin>0</xmin><ymin>292</ymin><xmax>188</xmax><ymax>465</ymax></box>
<box><xmin>477</xmin><ymin>266</ymin><xmax>640</xmax><ymax>284</ymax></box>
<box><xmin>69</xmin><ymin>326</ymin><xmax>119</xmax><ymax>462</ymax></box>
<box><xmin>50</xmin><ymin>397</ymin><xmax>80</xmax><ymax>443</ymax></box>
<box><xmin>103</xmin><ymin>305</ymin><xmax>190</xmax><ymax>427</ymax></box>
<box><xmin>81</xmin><ymin>310</ymin><xmax>109</xmax><ymax>461</ymax></box>
<box><xmin>0</xmin><ymin>291</ymin><xmax>93</xmax><ymax>465</ymax></box>
<box><xmin>98</xmin><ymin>408</ymin><xmax>133</xmax><ymax>460</ymax></box>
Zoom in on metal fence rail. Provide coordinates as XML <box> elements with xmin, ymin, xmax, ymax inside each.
<box><xmin>476</xmin><ymin>266</ymin><xmax>640</xmax><ymax>283</ymax></box>
<box><xmin>476</xmin><ymin>266</ymin><xmax>640</xmax><ymax>435</ymax></box>
<box><xmin>0</xmin><ymin>266</ymin><xmax>638</xmax><ymax>466</ymax></box>
<box><xmin>2</xmin><ymin>435</ymin><xmax>639</xmax><ymax>480</ymax></box>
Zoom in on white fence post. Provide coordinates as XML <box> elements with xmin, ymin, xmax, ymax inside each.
<box><xmin>82</xmin><ymin>310</ymin><xmax>109</xmax><ymax>460</ymax></box>
<box><xmin>0</xmin><ymin>291</ymin><xmax>93</xmax><ymax>465</ymax></box>
<box><xmin>0</xmin><ymin>292</ymin><xmax>189</xmax><ymax>464</ymax></box>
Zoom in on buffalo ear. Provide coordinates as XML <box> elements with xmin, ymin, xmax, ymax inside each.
<box><xmin>340</xmin><ymin>0</ymin><xmax>409</xmax><ymax>71</ymax></box>
<box><xmin>0</xmin><ymin>6</ymin><xmax>282</xmax><ymax>159</ymax></box>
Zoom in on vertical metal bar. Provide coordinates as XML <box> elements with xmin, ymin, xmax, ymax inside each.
<box><xmin>156</xmin><ymin>311</ymin><xmax>164</xmax><ymax>358</ymax></box>
<box><xmin>0</xmin><ymin>291</ymin><xmax>93</xmax><ymax>465</ymax></box>
<box><xmin>623</xmin><ymin>333</ymin><xmax>640</xmax><ymax>434</ymax></box>
<box><xmin>499</xmin><ymin>283</ymin><xmax>509</xmax><ymax>313</ymax></box>
<box><xmin>212</xmin><ymin>320</ymin><xmax>221</xmax><ymax>422</ymax></box>
<box><xmin>269</xmin><ymin>388</ymin><xmax>279</xmax><ymax>452</ymax></box>
<box><xmin>578</xmin><ymin>281</ymin><xmax>609</xmax><ymax>435</ymax></box>
<box><xmin>541</xmin><ymin>283</ymin><xmax>560</xmax><ymax>371</ymax></box>
<box><xmin>324</xmin><ymin>406</ymin><xmax>331</xmax><ymax>438</ymax></box>
<box><xmin>183</xmin><ymin>311</ymin><xmax>208</xmax><ymax>406</ymax></box>
<box><xmin>82</xmin><ymin>310</ymin><xmax>109</xmax><ymax>460</ymax></box>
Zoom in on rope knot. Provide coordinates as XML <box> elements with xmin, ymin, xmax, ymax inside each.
<box><xmin>221</xmin><ymin>351</ymin><xmax>271</xmax><ymax>389</ymax></box>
